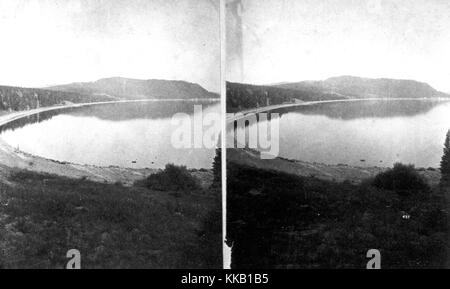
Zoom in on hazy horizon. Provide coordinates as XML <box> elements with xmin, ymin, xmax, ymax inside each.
<box><xmin>226</xmin><ymin>0</ymin><xmax>450</xmax><ymax>93</ymax></box>
<box><xmin>0</xmin><ymin>0</ymin><xmax>220</xmax><ymax>92</ymax></box>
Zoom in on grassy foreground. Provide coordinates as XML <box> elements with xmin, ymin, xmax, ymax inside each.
<box><xmin>0</xmin><ymin>168</ymin><xmax>221</xmax><ymax>269</ymax></box>
<box><xmin>227</xmin><ymin>162</ymin><xmax>449</xmax><ymax>269</ymax></box>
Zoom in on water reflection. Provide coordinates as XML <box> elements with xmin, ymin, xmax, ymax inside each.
<box><xmin>0</xmin><ymin>100</ymin><xmax>219</xmax><ymax>133</ymax></box>
<box><xmin>0</xmin><ymin>101</ymin><xmax>220</xmax><ymax>169</ymax></box>
<box><xmin>231</xmin><ymin>100</ymin><xmax>450</xmax><ymax>168</ymax></box>
<box><xmin>273</xmin><ymin>99</ymin><xmax>448</xmax><ymax>120</ymax></box>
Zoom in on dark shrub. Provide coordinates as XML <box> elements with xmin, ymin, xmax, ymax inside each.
<box><xmin>212</xmin><ymin>148</ymin><xmax>221</xmax><ymax>188</ymax></box>
<box><xmin>227</xmin><ymin>163</ymin><xmax>447</xmax><ymax>269</ymax></box>
<box><xmin>440</xmin><ymin>129</ymin><xmax>450</xmax><ymax>186</ymax></box>
<box><xmin>372</xmin><ymin>163</ymin><xmax>430</xmax><ymax>195</ymax></box>
<box><xmin>138</xmin><ymin>163</ymin><xmax>200</xmax><ymax>192</ymax></box>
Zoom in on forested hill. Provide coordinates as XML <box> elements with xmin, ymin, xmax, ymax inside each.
<box><xmin>275</xmin><ymin>76</ymin><xmax>450</xmax><ymax>100</ymax></box>
<box><xmin>48</xmin><ymin>77</ymin><xmax>219</xmax><ymax>100</ymax></box>
<box><xmin>226</xmin><ymin>82</ymin><xmax>345</xmax><ymax>112</ymax></box>
<box><xmin>0</xmin><ymin>85</ymin><xmax>113</xmax><ymax>112</ymax></box>
<box><xmin>227</xmin><ymin>76</ymin><xmax>450</xmax><ymax>112</ymax></box>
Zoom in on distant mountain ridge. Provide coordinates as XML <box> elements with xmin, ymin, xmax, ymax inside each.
<box><xmin>274</xmin><ymin>76</ymin><xmax>450</xmax><ymax>99</ymax></box>
<box><xmin>226</xmin><ymin>76</ymin><xmax>450</xmax><ymax>112</ymax></box>
<box><xmin>47</xmin><ymin>77</ymin><xmax>218</xmax><ymax>100</ymax></box>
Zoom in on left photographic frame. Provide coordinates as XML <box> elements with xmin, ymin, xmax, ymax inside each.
<box><xmin>0</xmin><ymin>0</ymin><xmax>222</xmax><ymax>269</ymax></box>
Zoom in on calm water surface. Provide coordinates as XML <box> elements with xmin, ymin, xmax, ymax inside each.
<box><xmin>233</xmin><ymin>99</ymin><xmax>450</xmax><ymax>168</ymax></box>
<box><xmin>0</xmin><ymin>101</ymin><xmax>220</xmax><ymax>169</ymax></box>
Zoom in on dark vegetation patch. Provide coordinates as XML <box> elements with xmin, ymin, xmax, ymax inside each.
<box><xmin>372</xmin><ymin>163</ymin><xmax>431</xmax><ymax>195</ymax></box>
<box><xmin>0</xmin><ymin>169</ymin><xmax>221</xmax><ymax>268</ymax></box>
<box><xmin>134</xmin><ymin>164</ymin><xmax>201</xmax><ymax>192</ymax></box>
<box><xmin>227</xmin><ymin>162</ymin><xmax>448</xmax><ymax>269</ymax></box>
<box><xmin>226</xmin><ymin>82</ymin><xmax>342</xmax><ymax>112</ymax></box>
<box><xmin>0</xmin><ymin>85</ymin><xmax>111</xmax><ymax>112</ymax></box>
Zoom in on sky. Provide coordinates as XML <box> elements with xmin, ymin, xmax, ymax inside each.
<box><xmin>226</xmin><ymin>0</ymin><xmax>450</xmax><ymax>93</ymax></box>
<box><xmin>0</xmin><ymin>0</ymin><xmax>220</xmax><ymax>92</ymax></box>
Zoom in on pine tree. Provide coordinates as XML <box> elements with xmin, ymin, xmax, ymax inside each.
<box><xmin>440</xmin><ymin>129</ymin><xmax>450</xmax><ymax>186</ymax></box>
<box><xmin>212</xmin><ymin>148</ymin><xmax>221</xmax><ymax>188</ymax></box>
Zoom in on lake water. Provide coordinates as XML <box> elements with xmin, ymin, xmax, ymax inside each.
<box><xmin>0</xmin><ymin>100</ymin><xmax>220</xmax><ymax>169</ymax></box>
<box><xmin>231</xmin><ymin>99</ymin><xmax>450</xmax><ymax>168</ymax></box>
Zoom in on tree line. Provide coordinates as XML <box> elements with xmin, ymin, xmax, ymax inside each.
<box><xmin>226</xmin><ymin>82</ymin><xmax>345</xmax><ymax>113</ymax></box>
<box><xmin>0</xmin><ymin>86</ymin><xmax>112</xmax><ymax>111</ymax></box>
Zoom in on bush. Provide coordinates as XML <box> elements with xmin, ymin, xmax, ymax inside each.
<box><xmin>1</xmin><ymin>169</ymin><xmax>219</xmax><ymax>268</ymax></box>
<box><xmin>227</xmin><ymin>163</ymin><xmax>447</xmax><ymax>269</ymax></box>
<box><xmin>372</xmin><ymin>163</ymin><xmax>430</xmax><ymax>195</ymax></box>
<box><xmin>440</xmin><ymin>129</ymin><xmax>450</xmax><ymax>186</ymax></box>
<box><xmin>138</xmin><ymin>164</ymin><xmax>200</xmax><ymax>192</ymax></box>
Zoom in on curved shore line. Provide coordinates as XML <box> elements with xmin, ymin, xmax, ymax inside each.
<box><xmin>0</xmin><ymin>98</ymin><xmax>219</xmax><ymax>185</ymax></box>
<box><xmin>0</xmin><ymin>97</ymin><xmax>219</xmax><ymax>127</ymax></box>
<box><xmin>226</xmin><ymin>98</ymin><xmax>445</xmax><ymax>185</ymax></box>
<box><xmin>226</xmin><ymin>97</ymin><xmax>450</xmax><ymax>123</ymax></box>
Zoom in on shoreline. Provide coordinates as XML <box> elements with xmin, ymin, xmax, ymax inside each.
<box><xmin>227</xmin><ymin>98</ymin><xmax>446</xmax><ymax>185</ymax></box>
<box><xmin>0</xmin><ymin>98</ymin><xmax>219</xmax><ymax>186</ymax></box>
<box><xmin>227</xmin><ymin>148</ymin><xmax>442</xmax><ymax>186</ymax></box>
<box><xmin>226</xmin><ymin>97</ymin><xmax>450</xmax><ymax>122</ymax></box>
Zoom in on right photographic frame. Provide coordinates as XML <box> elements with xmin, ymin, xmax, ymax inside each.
<box><xmin>225</xmin><ymin>0</ymin><xmax>450</xmax><ymax>269</ymax></box>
